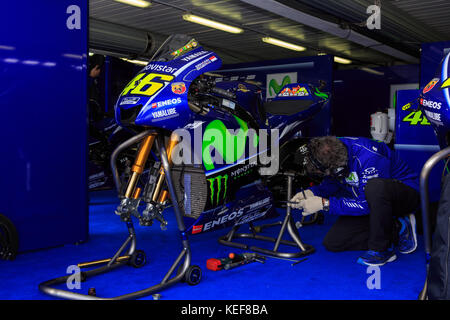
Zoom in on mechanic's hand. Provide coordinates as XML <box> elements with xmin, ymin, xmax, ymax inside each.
<box><xmin>298</xmin><ymin>196</ymin><xmax>324</xmax><ymax>215</ymax></box>
<box><xmin>289</xmin><ymin>189</ymin><xmax>314</xmax><ymax>209</ymax></box>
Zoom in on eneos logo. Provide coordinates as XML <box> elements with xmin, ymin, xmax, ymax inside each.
<box><xmin>421</xmin><ymin>98</ymin><xmax>442</xmax><ymax>110</ymax></box>
<box><xmin>151</xmin><ymin>97</ymin><xmax>182</xmax><ymax>109</ymax></box>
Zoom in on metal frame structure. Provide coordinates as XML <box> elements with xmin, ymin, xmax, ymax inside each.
<box><xmin>418</xmin><ymin>146</ymin><xmax>450</xmax><ymax>300</ymax></box>
<box><xmin>219</xmin><ymin>172</ymin><xmax>315</xmax><ymax>259</ymax></box>
<box><xmin>39</xmin><ymin>131</ymin><xmax>196</xmax><ymax>300</ymax></box>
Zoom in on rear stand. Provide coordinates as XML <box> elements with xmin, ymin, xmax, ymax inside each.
<box><xmin>218</xmin><ymin>172</ymin><xmax>315</xmax><ymax>259</ymax></box>
<box><xmin>39</xmin><ymin>132</ymin><xmax>199</xmax><ymax>300</ymax></box>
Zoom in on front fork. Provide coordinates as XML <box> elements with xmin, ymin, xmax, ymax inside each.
<box><xmin>115</xmin><ymin>131</ymin><xmax>179</xmax><ymax>229</ymax></box>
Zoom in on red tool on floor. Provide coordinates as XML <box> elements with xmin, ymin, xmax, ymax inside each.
<box><xmin>207</xmin><ymin>252</ymin><xmax>266</xmax><ymax>271</ymax></box>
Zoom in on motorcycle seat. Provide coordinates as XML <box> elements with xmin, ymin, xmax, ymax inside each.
<box><xmin>263</xmin><ymin>99</ymin><xmax>314</xmax><ymax>116</ymax></box>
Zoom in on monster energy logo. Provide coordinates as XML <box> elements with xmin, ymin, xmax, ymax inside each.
<box><xmin>314</xmin><ymin>87</ymin><xmax>329</xmax><ymax>99</ymax></box>
<box><xmin>207</xmin><ymin>174</ymin><xmax>228</xmax><ymax>206</ymax></box>
<box><xmin>268</xmin><ymin>75</ymin><xmax>292</xmax><ymax>96</ymax></box>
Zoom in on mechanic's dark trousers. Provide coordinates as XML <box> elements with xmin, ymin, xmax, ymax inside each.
<box><xmin>322</xmin><ymin>178</ymin><xmax>420</xmax><ymax>252</ymax></box>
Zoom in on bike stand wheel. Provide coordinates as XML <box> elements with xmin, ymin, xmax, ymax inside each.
<box><xmin>128</xmin><ymin>250</ymin><xmax>147</xmax><ymax>268</ymax></box>
<box><xmin>185</xmin><ymin>265</ymin><xmax>202</xmax><ymax>286</ymax></box>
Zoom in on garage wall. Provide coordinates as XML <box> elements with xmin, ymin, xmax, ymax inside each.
<box><xmin>331</xmin><ymin>64</ymin><xmax>420</xmax><ymax>138</ymax></box>
<box><xmin>0</xmin><ymin>1</ymin><xmax>89</xmax><ymax>251</ymax></box>
<box><xmin>219</xmin><ymin>54</ymin><xmax>334</xmax><ymax>137</ymax></box>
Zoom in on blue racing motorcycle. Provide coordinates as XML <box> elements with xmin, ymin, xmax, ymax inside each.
<box><xmin>39</xmin><ymin>34</ymin><xmax>330</xmax><ymax>300</ymax></box>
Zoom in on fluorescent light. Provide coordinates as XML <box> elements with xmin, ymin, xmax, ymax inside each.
<box><xmin>262</xmin><ymin>37</ymin><xmax>306</xmax><ymax>52</ymax></box>
<box><xmin>0</xmin><ymin>45</ymin><xmax>15</xmax><ymax>50</ymax></box>
<box><xmin>63</xmin><ymin>53</ymin><xmax>83</xmax><ymax>60</ymax></box>
<box><xmin>114</xmin><ymin>0</ymin><xmax>151</xmax><ymax>8</ymax></box>
<box><xmin>3</xmin><ymin>58</ymin><xmax>18</xmax><ymax>63</ymax></box>
<box><xmin>42</xmin><ymin>62</ymin><xmax>57</xmax><ymax>67</ymax></box>
<box><xmin>334</xmin><ymin>56</ymin><xmax>352</xmax><ymax>64</ymax></box>
<box><xmin>360</xmin><ymin>67</ymin><xmax>384</xmax><ymax>76</ymax></box>
<box><xmin>182</xmin><ymin>14</ymin><xmax>243</xmax><ymax>34</ymax></box>
<box><xmin>22</xmin><ymin>60</ymin><xmax>39</xmax><ymax>65</ymax></box>
<box><xmin>121</xmin><ymin>58</ymin><xmax>149</xmax><ymax>66</ymax></box>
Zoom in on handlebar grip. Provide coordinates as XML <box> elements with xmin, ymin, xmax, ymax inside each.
<box><xmin>211</xmin><ymin>87</ymin><xmax>236</xmax><ymax>99</ymax></box>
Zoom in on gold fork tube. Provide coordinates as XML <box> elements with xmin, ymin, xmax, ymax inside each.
<box><xmin>158</xmin><ymin>190</ymin><xmax>169</xmax><ymax>203</ymax></box>
<box><xmin>124</xmin><ymin>134</ymin><xmax>156</xmax><ymax>199</ymax></box>
<box><xmin>152</xmin><ymin>133</ymin><xmax>179</xmax><ymax>202</ymax></box>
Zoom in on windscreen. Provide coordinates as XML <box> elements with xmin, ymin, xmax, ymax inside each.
<box><xmin>152</xmin><ymin>34</ymin><xmax>200</xmax><ymax>62</ymax></box>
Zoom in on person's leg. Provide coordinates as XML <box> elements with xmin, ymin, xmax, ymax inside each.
<box><xmin>364</xmin><ymin>178</ymin><xmax>420</xmax><ymax>252</ymax></box>
<box><xmin>323</xmin><ymin>215</ymin><xmax>370</xmax><ymax>252</ymax></box>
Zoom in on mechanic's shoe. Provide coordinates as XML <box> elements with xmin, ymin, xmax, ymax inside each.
<box><xmin>357</xmin><ymin>248</ymin><xmax>397</xmax><ymax>266</ymax></box>
<box><xmin>398</xmin><ymin>214</ymin><xmax>417</xmax><ymax>254</ymax></box>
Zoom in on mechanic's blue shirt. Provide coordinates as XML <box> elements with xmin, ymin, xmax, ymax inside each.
<box><xmin>309</xmin><ymin>137</ymin><xmax>419</xmax><ymax>216</ymax></box>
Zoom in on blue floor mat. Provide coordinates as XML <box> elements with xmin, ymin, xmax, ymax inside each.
<box><xmin>0</xmin><ymin>190</ymin><xmax>427</xmax><ymax>300</ymax></box>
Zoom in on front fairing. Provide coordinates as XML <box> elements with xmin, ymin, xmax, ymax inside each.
<box><xmin>115</xmin><ymin>46</ymin><xmax>222</xmax><ymax>131</ymax></box>
<box><xmin>419</xmin><ymin>52</ymin><xmax>450</xmax><ymax>148</ymax></box>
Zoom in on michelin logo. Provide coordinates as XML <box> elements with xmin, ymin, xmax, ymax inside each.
<box><xmin>120</xmin><ymin>97</ymin><xmax>140</xmax><ymax>105</ymax></box>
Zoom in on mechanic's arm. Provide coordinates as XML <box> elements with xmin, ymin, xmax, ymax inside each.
<box><xmin>326</xmin><ymin>196</ymin><xmax>369</xmax><ymax>216</ymax></box>
<box><xmin>308</xmin><ymin>177</ymin><xmax>343</xmax><ymax>198</ymax></box>
<box><xmin>290</xmin><ymin>177</ymin><xmax>343</xmax><ymax>210</ymax></box>
<box><xmin>327</xmin><ymin>154</ymin><xmax>391</xmax><ymax>216</ymax></box>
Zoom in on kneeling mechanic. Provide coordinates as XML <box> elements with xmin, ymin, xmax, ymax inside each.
<box><xmin>289</xmin><ymin>136</ymin><xmax>420</xmax><ymax>266</ymax></box>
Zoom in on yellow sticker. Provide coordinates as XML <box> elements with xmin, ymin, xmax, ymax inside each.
<box><xmin>121</xmin><ymin>73</ymin><xmax>175</xmax><ymax>97</ymax></box>
<box><xmin>402</xmin><ymin>103</ymin><xmax>411</xmax><ymax>111</ymax></box>
<box><xmin>441</xmin><ymin>78</ymin><xmax>450</xmax><ymax>90</ymax></box>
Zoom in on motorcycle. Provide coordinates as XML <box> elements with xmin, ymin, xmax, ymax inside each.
<box><xmin>416</xmin><ymin>51</ymin><xmax>450</xmax><ymax>300</ymax></box>
<box><xmin>112</xmin><ymin>34</ymin><xmax>330</xmax><ymax>234</ymax></box>
<box><xmin>39</xmin><ymin>34</ymin><xmax>330</xmax><ymax>300</ymax></box>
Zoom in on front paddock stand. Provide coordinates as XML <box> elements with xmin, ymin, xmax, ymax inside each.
<box><xmin>218</xmin><ymin>172</ymin><xmax>315</xmax><ymax>259</ymax></box>
<box><xmin>39</xmin><ymin>133</ymin><xmax>199</xmax><ymax>300</ymax></box>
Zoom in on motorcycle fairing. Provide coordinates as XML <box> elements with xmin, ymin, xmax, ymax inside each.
<box><xmin>112</xmin><ymin>35</ymin><xmax>331</xmax><ymax>235</ymax></box>
<box><xmin>420</xmin><ymin>51</ymin><xmax>450</xmax><ymax>148</ymax></box>
<box><xmin>115</xmin><ymin>46</ymin><xmax>222</xmax><ymax>131</ymax></box>
<box><xmin>183</xmin><ymin>179</ymin><xmax>277</xmax><ymax>235</ymax></box>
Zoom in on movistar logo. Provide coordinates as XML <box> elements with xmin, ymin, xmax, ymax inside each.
<box><xmin>268</xmin><ymin>76</ymin><xmax>292</xmax><ymax>96</ymax></box>
<box><xmin>314</xmin><ymin>87</ymin><xmax>329</xmax><ymax>99</ymax></box>
<box><xmin>207</xmin><ymin>174</ymin><xmax>228</xmax><ymax>206</ymax></box>
<box><xmin>202</xmin><ymin>115</ymin><xmax>258</xmax><ymax>171</ymax></box>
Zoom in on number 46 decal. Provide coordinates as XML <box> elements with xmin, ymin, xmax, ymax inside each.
<box><xmin>402</xmin><ymin>110</ymin><xmax>430</xmax><ymax>126</ymax></box>
<box><xmin>121</xmin><ymin>73</ymin><xmax>174</xmax><ymax>97</ymax></box>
